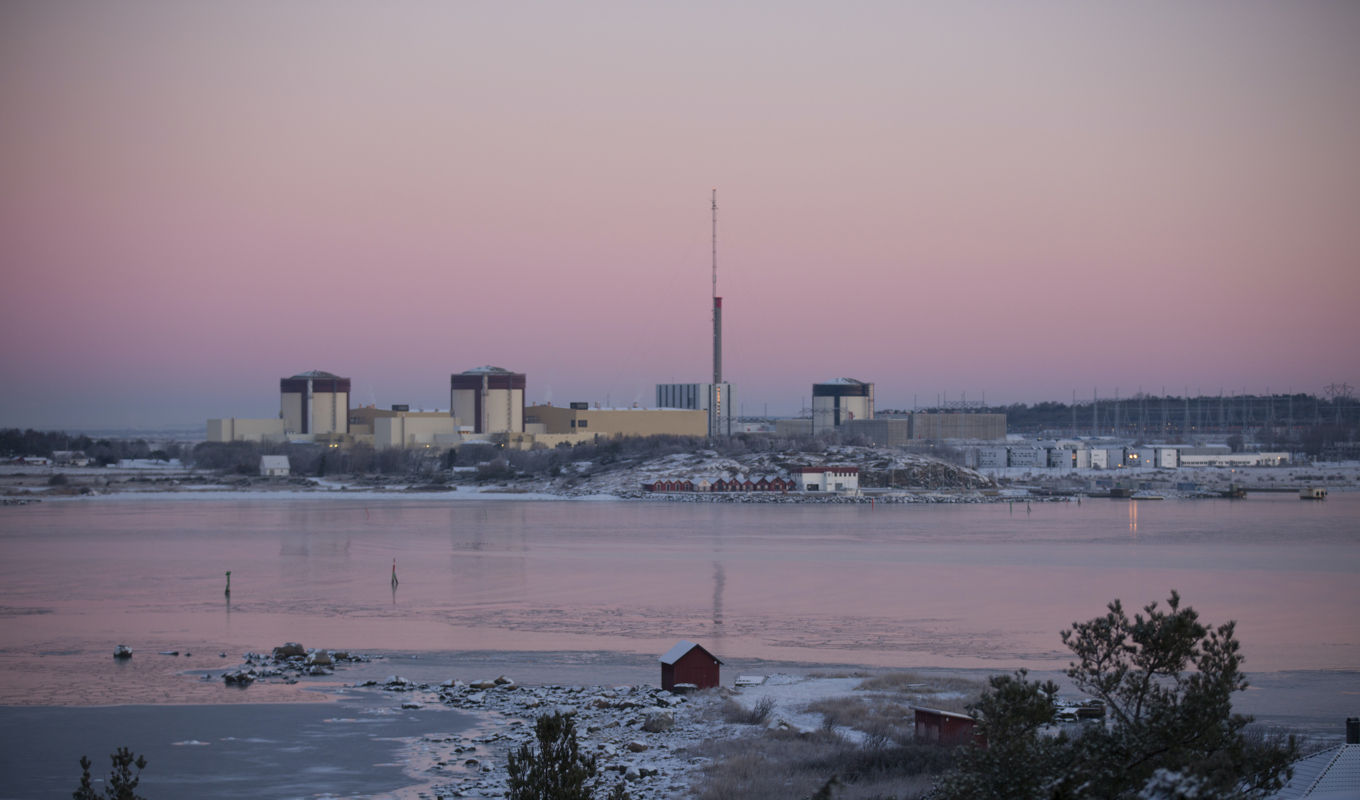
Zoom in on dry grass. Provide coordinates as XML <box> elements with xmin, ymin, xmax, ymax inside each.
<box><xmin>717</xmin><ymin>696</ymin><xmax>778</xmax><ymax>726</ymax></box>
<box><xmin>689</xmin><ymin>728</ymin><xmax>952</xmax><ymax>800</ymax></box>
<box><xmin>855</xmin><ymin>672</ymin><xmax>983</xmax><ymax>696</ymax></box>
<box><xmin>853</xmin><ymin>672</ymin><xmax>983</xmax><ymax>715</ymax></box>
<box><xmin>804</xmin><ymin>696</ymin><xmax>914</xmax><ymax>739</ymax></box>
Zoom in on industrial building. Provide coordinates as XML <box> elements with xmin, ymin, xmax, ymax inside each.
<box><xmin>525</xmin><ymin>403</ymin><xmax>707</xmax><ymax>438</ymax></box>
<box><xmin>792</xmin><ymin>466</ymin><xmax>860</xmax><ymax>492</ymax></box>
<box><xmin>837</xmin><ymin>413</ymin><xmax>1007</xmax><ymax>444</ymax></box>
<box><xmin>451</xmin><ymin>367</ymin><xmax>525</xmax><ymax>434</ymax></box>
<box><xmin>656</xmin><ymin>383</ymin><xmax>737</xmax><ymax>437</ymax></box>
<box><xmin>971</xmin><ymin>442</ymin><xmax>1288</xmax><ymax>470</ymax></box>
<box><xmin>206</xmin><ymin>417</ymin><xmax>286</xmax><ymax>443</ymax></box>
<box><xmin>281</xmin><ymin>371</ymin><xmax>350</xmax><ymax>435</ymax></box>
<box><xmin>811</xmin><ymin>379</ymin><xmax>874</xmax><ymax>434</ymax></box>
<box><xmin>208</xmin><ymin>369</ymin><xmax>351</xmax><ymax>443</ymax></box>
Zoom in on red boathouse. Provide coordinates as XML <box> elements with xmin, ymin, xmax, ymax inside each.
<box><xmin>659</xmin><ymin>640</ymin><xmax>723</xmax><ymax>691</ymax></box>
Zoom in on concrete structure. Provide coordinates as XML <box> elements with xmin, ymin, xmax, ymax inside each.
<box><xmin>656</xmin><ymin>383</ymin><xmax>737</xmax><ymax>437</ymax></box>
<box><xmin>259</xmin><ymin>455</ymin><xmax>290</xmax><ymax>477</ymax></box>
<box><xmin>906</xmin><ymin>412</ymin><xmax>1006</xmax><ymax>440</ymax></box>
<box><xmin>659</xmin><ymin>640</ymin><xmax>722</xmax><ymax>691</ymax></box>
<box><xmin>451</xmin><ymin>367</ymin><xmax>525</xmax><ymax>434</ymax></box>
<box><xmin>280</xmin><ymin>371</ymin><xmax>350</xmax><ymax>436</ymax></box>
<box><xmin>1179</xmin><ymin>452</ymin><xmax>1288</xmax><ymax>467</ymax></box>
<box><xmin>373</xmin><ymin>412</ymin><xmax>469</xmax><ymax>449</ymax></box>
<box><xmin>792</xmin><ymin>466</ymin><xmax>859</xmax><ymax>492</ymax></box>
<box><xmin>811</xmin><ymin>378</ymin><xmax>874</xmax><ymax>434</ymax></box>
<box><xmin>775</xmin><ymin>419</ymin><xmax>813</xmax><ymax>438</ymax></box>
<box><xmin>976</xmin><ymin>446</ymin><xmax>1008</xmax><ymax>468</ymax></box>
<box><xmin>281</xmin><ymin>371</ymin><xmax>349</xmax><ymax>435</ymax></box>
<box><xmin>912</xmin><ymin>707</ymin><xmax>978</xmax><ymax>746</ymax></box>
<box><xmin>525</xmin><ymin>403</ymin><xmax>707</xmax><ymax>438</ymax></box>
<box><xmin>207</xmin><ymin>418</ymin><xmax>288</xmax><ymax>443</ymax></box>
<box><xmin>1006</xmin><ymin>445</ymin><xmax>1046</xmax><ymax>468</ymax></box>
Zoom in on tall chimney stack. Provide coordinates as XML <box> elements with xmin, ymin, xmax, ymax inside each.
<box><xmin>712</xmin><ymin>189</ymin><xmax>721</xmax><ymax>385</ymax></box>
<box><xmin>713</xmin><ymin>297</ymin><xmax>722</xmax><ymax>385</ymax></box>
<box><xmin>1348</xmin><ymin>717</ymin><xmax>1359</xmax><ymax>744</ymax></box>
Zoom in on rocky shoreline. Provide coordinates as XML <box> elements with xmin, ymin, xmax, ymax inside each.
<box><xmin>202</xmin><ymin>643</ymin><xmax>733</xmax><ymax>799</ymax></box>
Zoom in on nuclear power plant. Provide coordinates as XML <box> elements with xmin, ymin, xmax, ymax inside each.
<box><xmin>205</xmin><ymin>193</ymin><xmax>1008</xmax><ymax>450</ymax></box>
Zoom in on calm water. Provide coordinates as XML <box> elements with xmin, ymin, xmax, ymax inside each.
<box><xmin>0</xmin><ymin>494</ymin><xmax>1357</xmax><ymax>706</ymax></box>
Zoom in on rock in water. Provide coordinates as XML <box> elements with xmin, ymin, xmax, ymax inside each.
<box><xmin>305</xmin><ymin>650</ymin><xmax>333</xmax><ymax>666</ymax></box>
<box><xmin>272</xmin><ymin>642</ymin><xmax>306</xmax><ymax>658</ymax></box>
<box><xmin>113</xmin><ymin>645</ymin><xmax>132</xmax><ymax>659</ymax></box>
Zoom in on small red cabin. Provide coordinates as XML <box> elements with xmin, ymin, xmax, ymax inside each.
<box><xmin>659</xmin><ymin>640</ymin><xmax>723</xmax><ymax>691</ymax></box>
<box><xmin>912</xmin><ymin>706</ymin><xmax>980</xmax><ymax>747</ymax></box>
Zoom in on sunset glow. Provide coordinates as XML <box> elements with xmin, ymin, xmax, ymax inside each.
<box><xmin>2</xmin><ymin>2</ymin><xmax>1357</xmax><ymax>428</ymax></box>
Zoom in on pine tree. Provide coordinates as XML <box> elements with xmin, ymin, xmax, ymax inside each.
<box><xmin>72</xmin><ymin>748</ymin><xmax>148</xmax><ymax>800</ymax></box>
<box><xmin>506</xmin><ymin>712</ymin><xmax>599</xmax><ymax>800</ymax></box>
<box><xmin>931</xmin><ymin>592</ymin><xmax>1297</xmax><ymax>800</ymax></box>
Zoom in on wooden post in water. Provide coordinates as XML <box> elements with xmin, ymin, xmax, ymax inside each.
<box><xmin>224</xmin><ymin>571</ymin><xmax>231</xmax><ymax>596</ymax></box>
<box><xmin>391</xmin><ymin>559</ymin><xmax>398</xmax><ymax>588</ymax></box>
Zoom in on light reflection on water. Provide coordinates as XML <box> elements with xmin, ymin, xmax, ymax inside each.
<box><xmin>0</xmin><ymin>493</ymin><xmax>1356</xmax><ymax>703</ymax></box>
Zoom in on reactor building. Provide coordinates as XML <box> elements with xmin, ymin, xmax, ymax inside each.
<box><xmin>280</xmin><ymin>370</ymin><xmax>351</xmax><ymax>435</ymax></box>
<box><xmin>451</xmin><ymin>366</ymin><xmax>526</xmax><ymax>434</ymax></box>
<box><xmin>811</xmin><ymin>378</ymin><xmax>874</xmax><ymax>435</ymax></box>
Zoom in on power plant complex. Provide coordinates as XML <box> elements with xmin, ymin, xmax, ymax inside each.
<box><xmin>206</xmin><ymin>193</ymin><xmax>1007</xmax><ymax>450</ymax></box>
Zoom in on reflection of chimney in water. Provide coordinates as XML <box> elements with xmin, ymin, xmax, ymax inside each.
<box><xmin>712</xmin><ymin>561</ymin><xmax>725</xmax><ymax>632</ymax></box>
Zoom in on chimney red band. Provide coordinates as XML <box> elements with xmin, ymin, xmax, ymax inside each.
<box><xmin>715</xmin><ymin>297</ymin><xmax>723</xmax><ymax>308</ymax></box>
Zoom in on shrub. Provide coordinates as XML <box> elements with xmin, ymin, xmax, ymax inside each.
<box><xmin>73</xmin><ymin>747</ymin><xmax>148</xmax><ymax>800</ymax></box>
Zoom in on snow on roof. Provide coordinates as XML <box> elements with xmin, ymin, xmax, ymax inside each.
<box><xmin>659</xmin><ymin>640</ymin><xmax>723</xmax><ymax>665</ymax></box>
<box><xmin>1274</xmin><ymin>744</ymin><xmax>1360</xmax><ymax>799</ymax></box>
<box><xmin>260</xmin><ymin>456</ymin><xmax>290</xmax><ymax>468</ymax></box>
<box><xmin>817</xmin><ymin>378</ymin><xmax>869</xmax><ymax>386</ymax></box>
<box><xmin>910</xmin><ymin>706</ymin><xmax>974</xmax><ymax>721</ymax></box>
<box><xmin>291</xmin><ymin>370</ymin><xmax>342</xmax><ymax>379</ymax></box>
<box><xmin>462</xmin><ymin>366</ymin><xmax>517</xmax><ymax>374</ymax></box>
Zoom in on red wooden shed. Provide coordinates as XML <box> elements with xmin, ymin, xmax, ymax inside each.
<box><xmin>912</xmin><ymin>706</ymin><xmax>980</xmax><ymax>747</ymax></box>
<box><xmin>659</xmin><ymin>640</ymin><xmax>723</xmax><ymax>691</ymax></box>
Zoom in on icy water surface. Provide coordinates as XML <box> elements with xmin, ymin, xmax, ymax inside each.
<box><xmin>0</xmin><ymin>494</ymin><xmax>1357</xmax><ymax>705</ymax></box>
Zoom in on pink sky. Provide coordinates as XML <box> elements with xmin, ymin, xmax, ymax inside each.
<box><xmin>2</xmin><ymin>2</ymin><xmax>1357</xmax><ymax>429</ymax></box>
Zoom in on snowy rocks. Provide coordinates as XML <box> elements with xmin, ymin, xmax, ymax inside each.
<box><xmin>113</xmin><ymin>645</ymin><xmax>132</xmax><ymax>659</ymax></box>
<box><xmin>493</xmin><ymin>675</ymin><xmax>515</xmax><ymax>685</ymax></box>
<box><xmin>469</xmin><ymin>679</ymin><xmax>498</xmax><ymax>690</ymax></box>
<box><xmin>272</xmin><ymin>642</ymin><xmax>305</xmax><ymax>658</ymax></box>
<box><xmin>641</xmin><ymin>709</ymin><xmax>675</xmax><ymax>733</ymax></box>
<box><xmin>305</xmin><ymin>650</ymin><xmax>333</xmax><ymax>666</ymax></box>
<box><xmin>402</xmin><ymin>702</ymin><xmax>423</xmax><ymax>710</ymax></box>
<box><xmin>627</xmin><ymin>740</ymin><xmax>649</xmax><ymax>752</ymax></box>
<box><xmin>223</xmin><ymin>670</ymin><xmax>254</xmax><ymax>684</ymax></box>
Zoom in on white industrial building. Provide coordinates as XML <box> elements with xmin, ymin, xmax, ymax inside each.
<box><xmin>792</xmin><ymin>466</ymin><xmax>860</xmax><ymax>493</ymax></box>
<box><xmin>281</xmin><ymin>371</ymin><xmax>349</xmax><ymax>435</ymax></box>
<box><xmin>451</xmin><ymin>366</ymin><xmax>525</xmax><ymax>434</ymax></box>
<box><xmin>811</xmin><ymin>378</ymin><xmax>874</xmax><ymax>435</ymax></box>
<box><xmin>656</xmin><ymin>382</ymin><xmax>737</xmax><ymax>437</ymax></box>
<box><xmin>971</xmin><ymin>441</ymin><xmax>1287</xmax><ymax>471</ymax></box>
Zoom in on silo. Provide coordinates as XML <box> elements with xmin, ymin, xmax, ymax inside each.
<box><xmin>280</xmin><ymin>371</ymin><xmax>351</xmax><ymax>435</ymax></box>
<box><xmin>450</xmin><ymin>367</ymin><xmax>526</xmax><ymax>433</ymax></box>
<box><xmin>811</xmin><ymin>378</ymin><xmax>874</xmax><ymax>435</ymax></box>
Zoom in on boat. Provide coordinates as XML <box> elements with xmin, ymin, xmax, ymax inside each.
<box><xmin>1130</xmin><ymin>492</ymin><xmax>1164</xmax><ymax>500</ymax></box>
<box><xmin>1300</xmin><ymin>487</ymin><xmax>1328</xmax><ymax>500</ymax></box>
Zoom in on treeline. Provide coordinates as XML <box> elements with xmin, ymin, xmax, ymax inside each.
<box><xmin>187</xmin><ymin>430</ymin><xmax>909</xmax><ymax>480</ymax></box>
<box><xmin>0</xmin><ymin>429</ymin><xmax>187</xmax><ymax>464</ymax></box>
